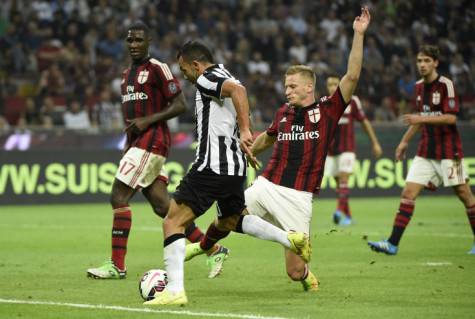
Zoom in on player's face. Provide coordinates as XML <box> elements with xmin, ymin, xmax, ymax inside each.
<box><xmin>326</xmin><ymin>77</ymin><xmax>340</xmax><ymax>95</ymax></box>
<box><xmin>284</xmin><ymin>73</ymin><xmax>313</xmax><ymax>107</ymax></box>
<box><xmin>416</xmin><ymin>53</ymin><xmax>438</xmax><ymax>78</ymax></box>
<box><xmin>126</xmin><ymin>30</ymin><xmax>149</xmax><ymax>62</ymax></box>
<box><xmin>178</xmin><ymin>56</ymin><xmax>199</xmax><ymax>83</ymax></box>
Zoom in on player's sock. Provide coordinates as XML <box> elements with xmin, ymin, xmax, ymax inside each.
<box><xmin>184</xmin><ymin>222</ymin><xmax>204</xmax><ymax>243</ymax></box>
<box><xmin>388</xmin><ymin>198</ymin><xmax>415</xmax><ymax>246</ymax></box>
<box><xmin>337</xmin><ymin>182</ymin><xmax>351</xmax><ymax>217</ymax></box>
<box><xmin>465</xmin><ymin>204</ymin><xmax>475</xmax><ymax>235</ymax></box>
<box><xmin>200</xmin><ymin>222</ymin><xmax>230</xmax><ymax>251</ymax></box>
<box><xmin>163</xmin><ymin>233</ymin><xmax>186</xmax><ymax>293</ymax></box>
<box><xmin>236</xmin><ymin>215</ymin><xmax>291</xmax><ymax>248</ymax></box>
<box><xmin>111</xmin><ymin>206</ymin><xmax>131</xmax><ymax>271</ymax></box>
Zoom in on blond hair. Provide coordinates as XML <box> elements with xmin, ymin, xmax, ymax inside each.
<box><xmin>285</xmin><ymin>65</ymin><xmax>316</xmax><ymax>86</ymax></box>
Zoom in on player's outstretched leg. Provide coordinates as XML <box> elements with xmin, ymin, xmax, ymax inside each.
<box><xmin>367</xmin><ymin>239</ymin><xmax>398</xmax><ymax>255</ymax></box>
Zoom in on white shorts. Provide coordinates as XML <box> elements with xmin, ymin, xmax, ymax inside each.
<box><xmin>245</xmin><ymin>176</ymin><xmax>313</xmax><ymax>234</ymax></box>
<box><xmin>324</xmin><ymin>152</ymin><xmax>356</xmax><ymax>176</ymax></box>
<box><xmin>116</xmin><ymin>147</ymin><xmax>168</xmax><ymax>189</ymax></box>
<box><xmin>406</xmin><ymin>156</ymin><xmax>468</xmax><ymax>188</ymax></box>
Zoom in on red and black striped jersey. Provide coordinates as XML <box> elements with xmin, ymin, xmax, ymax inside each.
<box><xmin>414</xmin><ymin>75</ymin><xmax>463</xmax><ymax>159</ymax></box>
<box><xmin>120</xmin><ymin>57</ymin><xmax>182</xmax><ymax>157</ymax></box>
<box><xmin>328</xmin><ymin>95</ymin><xmax>366</xmax><ymax>155</ymax></box>
<box><xmin>261</xmin><ymin>87</ymin><xmax>347</xmax><ymax>194</ymax></box>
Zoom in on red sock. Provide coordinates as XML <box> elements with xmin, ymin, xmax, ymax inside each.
<box><xmin>111</xmin><ymin>206</ymin><xmax>131</xmax><ymax>270</ymax></box>
<box><xmin>200</xmin><ymin>223</ymin><xmax>230</xmax><ymax>251</ymax></box>
<box><xmin>466</xmin><ymin>205</ymin><xmax>475</xmax><ymax>236</ymax></box>
<box><xmin>184</xmin><ymin>222</ymin><xmax>204</xmax><ymax>243</ymax></box>
<box><xmin>388</xmin><ymin>198</ymin><xmax>415</xmax><ymax>246</ymax></box>
<box><xmin>337</xmin><ymin>182</ymin><xmax>351</xmax><ymax>217</ymax></box>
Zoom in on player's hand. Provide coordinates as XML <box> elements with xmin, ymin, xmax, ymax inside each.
<box><xmin>353</xmin><ymin>6</ymin><xmax>371</xmax><ymax>34</ymax></box>
<box><xmin>124</xmin><ymin>117</ymin><xmax>151</xmax><ymax>134</ymax></box>
<box><xmin>395</xmin><ymin>141</ymin><xmax>408</xmax><ymax>161</ymax></box>
<box><xmin>372</xmin><ymin>143</ymin><xmax>383</xmax><ymax>158</ymax></box>
<box><xmin>246</xmin><ymin>154</ymin><xmax>261</xmax><ymax>170</ymax></box>
<box><xmin>239</xmin><ymin>129</ymin><xmax>256</xmax><ymax>167</ymax></box>
<box><xmin>402</xmin><ymin>114</ymin><xmax>421</xmax><ymax>125</ymax></box>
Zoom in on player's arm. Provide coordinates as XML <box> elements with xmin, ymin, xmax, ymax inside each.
<box><xmin>402</xmin><ymin>113</ymin><xmax>456</xmax><ymax>126</ymax></box>
<box><xmin>221</xmin><ymin>80</ymin><xmax>257</xmax><ymax>166</ymax></box>
<box><xmin>339</xmin><ymin>7</ymin><xmax>370</xmax><ymax>104</ymax></box>
<box><xmin>125</xmin><ymin>92</ymin><xmax>187</xmax><ymax>133</ymax></box>
<box><xmin>251</xmin><ymin>131</ymin><xmax>276</xmax><ymax>156</ymax></box>
<box><xmin>361</xmin><ymin>119</ymin><xmax>382</xmax><ymax>158</ymax></box>
<box><xmin>395</xmin><ymin>124</ymin><xmax>421</xmax><ymax>161</ymax></box>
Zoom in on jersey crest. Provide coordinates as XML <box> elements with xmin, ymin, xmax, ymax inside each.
<box><xmin>308</xmin><ymin>108</ymin><xmax>320</xmax><ymax>123</ymax></box>
<box><xmin>137</xmin><ymin>70</ymin><xmax>149</xmax><ymax>84</ymax></box>
<box><xmin>432</xmin><ymin>91</ymin><xmax>441</xmax><ymax>105</ymax></box>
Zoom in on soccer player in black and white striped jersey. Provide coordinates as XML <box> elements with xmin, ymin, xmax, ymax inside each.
<box><xmin>144</xmin><ymin>41</ymin><xmax>311</xmax><ymax>306</ymax></box>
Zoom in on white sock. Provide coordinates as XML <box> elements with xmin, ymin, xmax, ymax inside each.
<box><xmin>241</xmin><ymin>215</ymin><xmax>291</xmax><ymax>248</ymax></box>
<box><xmin>164</xmin><ymin>237</ymin><xmax>186</xmax><ymax>293</ymax></box>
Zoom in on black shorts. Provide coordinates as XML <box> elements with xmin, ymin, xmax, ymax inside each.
<box><xmin>173</xmin><ymin>168</ymin><xmax>246</xmax><ymax>218</ymax></box>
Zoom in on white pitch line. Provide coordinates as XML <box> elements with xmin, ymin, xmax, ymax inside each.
<box><xmin>423</xmin><ymin>262</ymin><xmax>453</xmax><ymax>267</ymax></box>
<box><xmin>0</xmin><ymin>298</ymin><xmax>293</xmax><ymax>319</ymax></box>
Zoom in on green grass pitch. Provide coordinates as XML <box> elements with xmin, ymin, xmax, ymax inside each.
<box><xmin>1</xmin><ymin>196</ymin><xmax>474</xmax><ymax>319</ymax></box>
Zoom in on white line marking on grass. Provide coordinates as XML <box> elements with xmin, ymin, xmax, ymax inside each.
<box><xmin>0</xmin><ymin>224</ymin><xmax>162</xmax><ymax>233</ymax></box>
<box><xmin>0</xmin><ymin>298</ymin><xmax>293</xmax><ymax>319</ymax></box>
<box><xmin>423</xmin><ymin>262</ymin><xmax>452</xmax><ymax>267</ymax></box>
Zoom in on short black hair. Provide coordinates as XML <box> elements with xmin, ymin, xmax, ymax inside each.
<box><xmin>177</xmin><ymin>40</ymin><xmax>214</xmax><ymax>63</ymax></box>
<box><xmin>418</xmin><ymin>45</ymin><xmax>439</xmax><ymax>61</ymax></box>
<box><xmin>127</xmin><ymin>21</ymin><xmax>150</xmax><ymax>38</ymax></box>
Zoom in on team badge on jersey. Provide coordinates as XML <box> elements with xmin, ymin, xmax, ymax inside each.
<box><xmin>432</xmin><ymin>91</ymin><xmax>441</xmax><ymax>105</ymax></box>
<box><xmin>308</xmin><ymin>108</ymin><xmax>320</xmax><ymax>123</ymax></box>
<box><xmin>448</xmin><ymin>98</ymin><xmax>456</xmax><ymax>109</ymax></box>
<box><xmin>137</xmin><ymin>70</ymin><xmax>149</xmax><ymax>84</ymax></box>
<box><xmin>168</xmin><ymin>82</ymin><xmax>178</xmax><ymax>94</ymax></box>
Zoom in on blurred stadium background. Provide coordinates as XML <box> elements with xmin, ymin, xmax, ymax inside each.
<box><xmin>1</xmin><ymin>1</ymin><xmax>475</xmax><ymax>319</ymax></box>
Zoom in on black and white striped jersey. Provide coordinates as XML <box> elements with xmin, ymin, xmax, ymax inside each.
<box><xmin>191</xmin><ymin>64</ymin><xmax>247</xmax><ymax>176</ymax></box>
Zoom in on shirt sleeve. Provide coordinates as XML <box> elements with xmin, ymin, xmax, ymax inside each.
<box><xmin>440</xmin><ymin>77</ymin><xmax>459</xmax><ymax>114</ymax></box>
<box><xmin>351</xmin><ymin>96</ymin><xmax>366</xmax><ymax>121</ymax></box>
<box><xmin>324</xmin><ymin>87</ymin><xmax>348</xmax><ymax>121</ymax></box>
<box><xmin>153</xmin><ymin>61</ymin><xmax>182</xmax><ymax>100</ymax></box>
<box><xmin>196</xmin><ymin>73</ymin><xmax>227</xmax><ymax>100</ymax></box>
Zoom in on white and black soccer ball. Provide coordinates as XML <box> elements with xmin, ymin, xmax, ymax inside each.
<box><xmin>139</xmin><ymin>269</ymin><xmax>168</xmax><ymax>301</ymax></box>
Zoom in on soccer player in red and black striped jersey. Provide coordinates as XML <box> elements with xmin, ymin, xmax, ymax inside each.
<box><xmin>324</xmin><ymin>76</ymin><xmax>382</xmax><ymax>226</ymax></box>
<box><xmin>185</xmin><ymin>7</ymin><xmax>372</xmax><ymax>293</ymax></box>
<box><xmin>368</xmin><ymin>45</ymin><xmax>475</xmax><ymax>255</ymax></box>
<box><xmin>87</xmin><ymin>22</ymin><xmax>217</xmax><ymax>279</ymax></box>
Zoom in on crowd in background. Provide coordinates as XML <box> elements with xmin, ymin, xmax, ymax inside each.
<box><xmin>0</xmin><ymin>0</ymin><xmax>474</xmax><ymax>134</ymax></box>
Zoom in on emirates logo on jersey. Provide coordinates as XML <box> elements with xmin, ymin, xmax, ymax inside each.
<box><xmin>432</xmin><ymin>91</ymin><xmax>441</xmax><ymax>105</ymax></box>
<box><xmin>137</xmin><ymin>70</ymin><xmax>149</xmax><ymax>84</ymax></box>
<box><xmin>307</xmin><ymin>108</ymin><xmax>320</xmax><ymax>123</ymax></box>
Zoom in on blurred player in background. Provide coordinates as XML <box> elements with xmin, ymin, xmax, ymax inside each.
<box><xmin>144</xmin><ymin>40</ymin><xmax>310</xmax><ymax>306</ymax></box>
<box><xmin>324</xmin><ymin>75</ymin><xmax>382</xmax><ymax>226</ymax></box>
<box><xmin>368</xmin><ymin>45</ymin><xmax>475</xmax><ymax>255</ymax></box>
<box><xmin>186</xmin><ymin>7</ymin><xmax>371</xmax><ymax>292</ymax></box>
<box><xmin>87</xmin><ymin>22</ymin><xmax>220</xmax><ymax>279</ymax></box>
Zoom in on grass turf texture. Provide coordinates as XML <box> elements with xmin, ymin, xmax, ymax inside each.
<box><xmin>1</xmin><ymin>196</ymin><xmax>474</xmax><ymax>319</ymax></box>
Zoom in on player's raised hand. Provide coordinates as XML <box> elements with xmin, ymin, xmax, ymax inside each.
<box><xmin>353</xmin><ymin>6</ymin><xmax>371</xmax><ymax>34</ymax></box>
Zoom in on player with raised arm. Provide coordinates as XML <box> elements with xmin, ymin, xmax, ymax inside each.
<box><xmin>86</xmin><ymin>22</ymin><xmax>222</xmax><ymax>279</ymax></box>
<box><xmin>324</xmin><ymin>75</ymin><xmax>382</xmax><ymax>226</ymax></box>
<box><xmin>186</xmin><ymin>7</ymin><xmax>371</xmax><ymax>292</ymax></box>
<box><xmin>143</xmin><ymin>40</ymin><xmax>310</xmax><ymax>305</ymax></box>
<box><xmin>368</xmin><ymin>45</ymin><xmax>475</xmax><ymax>255</ymax></box>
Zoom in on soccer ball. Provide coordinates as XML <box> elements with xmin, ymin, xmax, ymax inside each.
<box><xmin>139</xmin><ymin>269</ymin><xmax>168</xmax><ymax>301</ymax></box>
